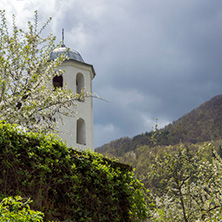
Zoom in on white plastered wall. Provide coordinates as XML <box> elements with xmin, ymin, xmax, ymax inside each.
<box><xmin>57</xmin><ymin>60</ymin><xmax>94</xmax><ymax>150</ymax></box>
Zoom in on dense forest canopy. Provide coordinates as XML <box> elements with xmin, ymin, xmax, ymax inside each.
<box><xmin>96</xmin><ymin>95</ymin><xmax>222</xmax><ymax>157</ymax></box>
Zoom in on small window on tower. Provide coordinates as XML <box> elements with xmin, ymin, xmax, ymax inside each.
<box><xmin>76</xmin><ymin>73</ymin><xmax>84</xmax><ymax>93</ymax></box>
<box><xmin>53</xmin><ymin>75</ymin><xmax>63</xmax><ymax>89</ymax></box>
<box><xmin>77</xmin><ymin>118</ymin><xmax>86</xmax><ymax>145</ymax></box>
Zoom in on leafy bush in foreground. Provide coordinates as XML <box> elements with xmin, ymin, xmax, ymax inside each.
<box><xmin>0</xmin><ymin>121</ymin><xmax>149</xmax><ymax>221</ymax></box>
<box><xmin>0</xmin><ymin>196</ymin><xmax>44</xmax><ymax>222</ymax></box>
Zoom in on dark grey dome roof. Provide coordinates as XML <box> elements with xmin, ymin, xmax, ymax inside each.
<box><xmin>50</xmin><ymin>47</ymin><xmax>85</xmax><ymax>63</ymax></box>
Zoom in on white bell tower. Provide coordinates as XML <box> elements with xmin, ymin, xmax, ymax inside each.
<box><xmin>50</xmin><ymin>37</ymin><xmax>96</xmax><ymax>150</ymax></box>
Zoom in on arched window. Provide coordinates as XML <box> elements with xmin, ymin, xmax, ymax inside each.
<box><xmin>76</xmin><ymin>73</ymin><xmax>84</xmax><ymax>93</ymax></box>
<box><xmin>77</xmin><ymin>118</ymin><xmax>86</xmax><ymax>145</ymax></box>
<box><xmin>53</xmin><ymin>75</ymin><xmax>63</xmax><ymax>88</ymax></box>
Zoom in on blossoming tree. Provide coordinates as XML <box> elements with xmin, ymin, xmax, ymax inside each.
<box><xmin>0</xmin><ymin>10</ymin><xmax>85</xmax><ymax>133</ymax></box>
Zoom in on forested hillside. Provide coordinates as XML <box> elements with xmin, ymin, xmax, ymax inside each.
<box><xmin>96</xmin><ymin>95</ymin><xmax>222</xmax><ymax>157</ymax></box>
<box><xmin>95</xmin><ymin>95</ymin><xmax>222</xmax><ymax>221</ymax></box>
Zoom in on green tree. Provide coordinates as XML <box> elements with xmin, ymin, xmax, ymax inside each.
<box><xmin>0</xmin><ymin>10</ymin><xmax>84</xmax><ymax>133</ymax></box>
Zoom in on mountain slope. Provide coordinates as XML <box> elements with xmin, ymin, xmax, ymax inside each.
<box><xmin>96</xmin><ymin>95</ymin><xmax>222</xmax><ymax>157</ymax></box>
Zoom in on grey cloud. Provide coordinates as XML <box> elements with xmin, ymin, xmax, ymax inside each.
<box><xmin>91</xmin><ymin>1</ymin><xmax>222</xmax><ymax>147</ymax></box>
<box><xmin>2</xmin><ymin>0</ymin><xmax>222</xmax><ymax>147</ymax></box>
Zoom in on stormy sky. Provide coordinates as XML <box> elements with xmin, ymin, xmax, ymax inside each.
<box><xmin>1</xmin><ymin>0</ymin><xmax>222</xmax><ymax>148</ymax></box>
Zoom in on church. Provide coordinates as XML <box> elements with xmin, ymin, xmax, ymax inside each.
<box><xmin>50</xmin><ymin>38</ymin><xmax>96</xmax><ymax>150</ymax></box>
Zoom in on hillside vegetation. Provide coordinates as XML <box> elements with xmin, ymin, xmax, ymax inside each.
<box><xmin>96</xmin><ymin>95</ymin><xmax>222</xmax><ymax>158</ymax></box>
<box><xmin>96</xmin><ymin>95</ymin><xmax>222</xmax><ymax>221</ymax></box>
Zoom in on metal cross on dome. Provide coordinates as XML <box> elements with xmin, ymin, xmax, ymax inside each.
<box><xmin>61</xmin><ymin>28</ymin><xmax>65</xmax><ymax>47</ymax></box>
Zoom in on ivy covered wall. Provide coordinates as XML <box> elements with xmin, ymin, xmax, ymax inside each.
<box><xmin>0</xmin><ymin>121</ymin><xmax>149</xmax><ymax>221</ymax></box>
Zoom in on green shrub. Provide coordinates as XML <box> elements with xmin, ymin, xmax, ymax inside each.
<box><xmin>0</xmin><ymin>196</ymin><xmax>44</xmax><ymax>222</ymax></box>
<box><xmin>0</xmin><ymin>121</ymin><xmax>149</xmax><ymax>221</ymax></box>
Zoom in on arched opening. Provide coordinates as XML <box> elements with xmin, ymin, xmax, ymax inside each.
<box><xmin>76</xmin><ymin>73</ymin><xmax>84</xmax><ymax>94</ymax></box>
<box><xmin>53</xmin><ymin>75</ymin><xmax>63</xmax><ymax>89</ymax></box>
<box><xmin>77</xmin><ymin>118</ymin><xmax>86</xmax><ymax>145</ymax></box>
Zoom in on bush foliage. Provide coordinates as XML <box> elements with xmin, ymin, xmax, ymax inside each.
<box><xmin>0</xmin><ymin>196</ymin><xmax>44</xmax><ymax>222</ymax></box>
<box><xmin>0</xmin><ymin>121</ymin><xmax>149</xmax><ymax>221</ymax></box>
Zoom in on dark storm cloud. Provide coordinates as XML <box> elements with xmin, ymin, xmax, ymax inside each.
<box><xmin>91</xmin><ymin>0</ymin><xmax>222</xmax><ymax>147</ymax></box>
<box><xmin>3</xmin><ymin>0</ymin><xmax>222</xmax><ymax>147</ymax></box>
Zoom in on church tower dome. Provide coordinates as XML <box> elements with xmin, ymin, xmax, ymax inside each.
<box><xmin>50</xmin><ymin>31</ymin><xmax>95</xmax><ymax>150</ymax></box>
<box><xmin>50</xmin><ymin>46</ymin><xmax>85</xmax><ymax>63</ymax></box>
